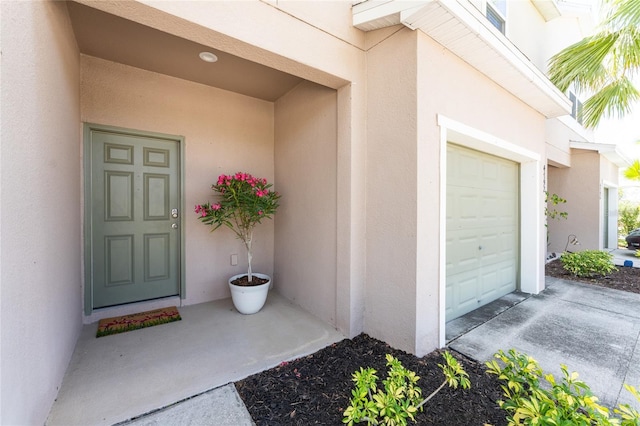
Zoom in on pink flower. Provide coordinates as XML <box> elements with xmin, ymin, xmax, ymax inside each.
<box><xmin>212</xmin><ymin>203</ymin><xmax>221</xmax><ymax>211</ymax></box>
<box><xmin>195</xmin><ymin>204</ymin><xmax>208</xmax><ymax>217</ymax></box>
<box><xmin>258</xmin><ymin>210</ymin><xmax>263</xmax><ymax>216</ymax></box>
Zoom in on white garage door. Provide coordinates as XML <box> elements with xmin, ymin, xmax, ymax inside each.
<box><xmin>446</xmin><ymin>144</ymin><xmax>519</xmax><ymax>321</ymax></box>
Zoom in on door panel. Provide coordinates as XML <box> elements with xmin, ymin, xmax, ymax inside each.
<box><xmin>446</xmin><ymin>144</ymin><xmax>519</xmax><ymax>321</ymax></box>
<box><xmin>87</xmin><ymin>127</ymin><xmax>181</xmax><ymax>310</ymax></box>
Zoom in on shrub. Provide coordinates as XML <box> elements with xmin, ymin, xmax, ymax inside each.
<box><xmin>343</xmin><ymin>352</ymin><xmax>470</xmax><ymax>425</ymax></box>
<box><xmin>619</xmin><ymin>202</ymin><xmax>640</xmax><ymax>237</ymax></box>
<box><xmin>560</xmin><ymin>250</ymin><xmax>617</xmax><ymax>277</ymax></box>
<box><xmin>545</xmin><ymin>192</ymin><xmax>568</xmax><ymax>222</ymax></box>
<box><xmin>486</xmin><ymin>349</ymin><xmax>640</xmax><ymax>426</ymax></box>
<box><xmin>545</xmin><ymin>192</ymin><xmax>568</xmax><ymax>246</ymax></box>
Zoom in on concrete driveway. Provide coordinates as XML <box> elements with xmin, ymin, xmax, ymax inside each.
<box><xmin>610</xmin><ymin>248</ymin><xmax>640</xmax><ymax>267</ymax></box>
<box><xmin>449</xmin><ymin>276</ymin><xmax>640</xmax><ymax>411</ymax></box>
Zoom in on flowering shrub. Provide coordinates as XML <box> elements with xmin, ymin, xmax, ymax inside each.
<box><xmin>195</xmin><ymin>172</ymin><xmax>280</xmax><ymax>283</ymax></box>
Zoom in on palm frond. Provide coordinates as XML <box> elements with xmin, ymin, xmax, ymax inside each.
<box><xmin>612</xmin><ymin>25</ymin><xmax>640</xmax><ymax>73</ymax></box>
<box><xmin>581</xmin><ymin>77</ymin><xmax>640</xmax><ymax>127</ymax></box>
<box><xmin>624</xmin><ymin>159</ymin><xmax>640</xmax><ymax>181</ymax></box>
<box><xmin>604</xmin><ymin>0</ymin><xmax>640</xmax><ymax>28</ymax></box>
<box><xmin>548</xmin><ymin>32</ymin><xmax>617</xmax><ymax>92</ymax></box>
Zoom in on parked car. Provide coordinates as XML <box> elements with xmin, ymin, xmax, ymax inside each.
<box><xmin>626</xmin><ymin>228</ymin><xmax>640</xmax><ymax>250</ymax></box>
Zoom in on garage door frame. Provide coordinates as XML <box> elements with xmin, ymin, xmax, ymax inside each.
<box><xmin>446</xmin><ymin>144</ymin><xmax>519</xmax><ymax>321</ymax></box>
<box><xmin>436</xmin><ymin>115</ymin><xmax>543</xmax><ymax>347</ymax></box>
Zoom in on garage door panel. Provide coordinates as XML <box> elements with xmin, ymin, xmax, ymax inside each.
<box><xmin>446</xmin><ymin>232</ymin><xmax>481</xmax><ymax>274</ymax></box>
<box><xmin>446</xmin><ymin>270</ymin><xmax>481</xmax><ymax>318</ymax></box>
<box><xmin>458</xmin><ymin>276</ymin><xmax>480</xmax><ymax>310</ymax></box>
<box><xmin>479</xmin><ymin>269</ymin><xmax>499</xmax><ymax>300</ymax></box>
<box><xmin>446</xmin><ymin>144</ymin><xmax>519</xmax><ymax>321</ymax></box>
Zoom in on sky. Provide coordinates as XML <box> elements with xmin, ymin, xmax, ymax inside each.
<box><xmin>586</xmin><ymin>1</ymin><xmax>640</xmax><ymax>194</ymax></box>
<box><xmin>595</xmin><ymin>100</ymin><xmax>640</xmax><ymax>161</ymax></box>
<box><xmin>595</xmin><ymin>96</ymin><xmax>640</xmax><ymax>201</ymax></box>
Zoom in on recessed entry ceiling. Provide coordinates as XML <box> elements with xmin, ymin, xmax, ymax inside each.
<box><xmin>66</xmin><ymin>2</ymin><xmax>303</xmax><ymax>102</ymax></box>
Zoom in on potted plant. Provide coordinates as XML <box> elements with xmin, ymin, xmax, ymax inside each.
<box><xmin>195</xmin><ymin>172</ymin><xmax>280</xmax><ymax>314</ymax></box>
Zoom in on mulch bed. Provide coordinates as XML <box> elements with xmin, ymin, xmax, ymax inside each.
<box><xmin>236</xmin><ymin>260</ymin><xmax>640</xmax><ymax>425</ymax></box>
<box><xmin>545</xmin><ymin>258</ymin><xmax>640</xmax><ymax>294</ymax></box>
<box><xmin>236</xmin><ymin>334</ymin><xmax>506</xmax><ymax>425</ymax></box>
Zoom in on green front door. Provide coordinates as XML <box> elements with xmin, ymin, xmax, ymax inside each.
<box><xmin>85</xmin><ymin>125</ymin><xmax>181</xmax><ymax>311</ymax></box>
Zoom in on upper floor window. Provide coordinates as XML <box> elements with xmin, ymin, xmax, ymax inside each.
<box><xmin>569</xmin><ymin>91</ymin><xmax>584</xmax><ymax>125</ymax></box>
<box><xmin>486</xmin><ymin>0</ymin><xmax>506</xmax><ymax>34</ymax></box>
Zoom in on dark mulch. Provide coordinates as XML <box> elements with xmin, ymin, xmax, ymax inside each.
<box><xmin>236</xmin><ymin>334</ymin><xmax>506</xmax><ymax>425</ymax></box>
<box><xmin>545</xmin><ymin>257</ymin><xmax>640</xmax><ymax>294</ymax></box>
<box><xmin>236</xmin><ymin>260</ymin><xmax>640</xmax><ymax>425</ymax></box>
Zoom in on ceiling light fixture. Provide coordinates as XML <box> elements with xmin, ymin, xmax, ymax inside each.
<box><xmin>199</xmin><ymin>51</ymin><xmax>218</xmax><ymax>63</ymax></box>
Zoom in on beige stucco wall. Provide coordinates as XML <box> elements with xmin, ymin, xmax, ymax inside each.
<box><xmin>81</xmin><ymin>55</ymin><xmax>276</xmax><ymax>305</ymax></box>
<box><xmin>365</xmin><ymin>27</ymin><xmax>420</xmax><ymax>354</ymax></box>
<box><xmin>508</xmin><ymin>1</ymin><xmax>594</xmax><ymax>75</ymax></box>
<box><xmin>547</xmin><ymin>150</ymin><xmax>601</xmax><ymax>252</ymax></box>
<box><xmin>366</xmin><ymin>27</ymin><xmax>547</xmax><ymax>355</ymax></box>
<box><xmin>274</xmin><ymin>81</ymin><xmax>338</xmax><ymax>325</ymax></box>
<box><xmin>545</xmin><ymin>118</ymin><xmax>574</xmax><ymax>167</ymax></box>
<box><xmin>601</xmin><ymin>155</ymin><xmax>620</xmax><ymax>184</ymax></box>
<box><xmin>0</xmin><ymin>2</ymin><xmax>82</xmax><ymax>424</ymax></box>
<box><xmin>104</xmin><ymin>0</ymin><xmax>368</xmax><ymax>337</ymax></box>
<box><xmin>507</xmin><ymin>0</ymin><xmax>548</xmax><ymax>71</ymax></box>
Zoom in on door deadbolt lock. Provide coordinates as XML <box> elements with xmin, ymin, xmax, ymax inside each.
<box><xmin>171</xmin><ymin>208</ymin><xmax>179</xmax><ymax>218</ymax></box>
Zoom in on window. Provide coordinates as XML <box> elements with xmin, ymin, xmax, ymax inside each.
<box><xmin>486</xmin><ymin>0</ymin><xmax>506</xmax><ymax>33</ymax></box>
<box><xmin>569</xmin><ymin>91</ymin><xmax>584</xmax><ymax>125</ymax></box>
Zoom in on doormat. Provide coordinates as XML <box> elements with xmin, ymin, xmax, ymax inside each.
<box><xmin>96</xmin><ymin>306</ymin><xmax>181</xmax><ymax>337</ymax></box>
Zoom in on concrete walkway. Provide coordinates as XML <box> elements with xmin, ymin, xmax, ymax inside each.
<box><xmin>46</xmin><ymin>292</ymin><xmax>344</xmax><ymax>426</ymax></box>
<box><xmin>610</xmin><ymin>248</ymin><xmax>640</xmax><ymax>267</ymax></box>
<box><xmin>449</xmin><ymin>277</ymin><xmax>640</xmax><ymax>411</ymax></box>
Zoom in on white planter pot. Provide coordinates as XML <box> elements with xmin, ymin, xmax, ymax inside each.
<box><xmin>228</xmin><ymin>273</ymin><xmax>271</xmax><ymax>315</ymax></box>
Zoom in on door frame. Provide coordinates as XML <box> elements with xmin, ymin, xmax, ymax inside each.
<box><xmin>445</xmin><ymin>143</ymin><xmax>520</xmax><ymax>321</ymax></box>
<box><xmin>437</xmin><ymin>115</ymin><xmax>542</xmax><ymax>347</ymax></box>
<box><xmin>602</xmin><ymin>180</ymin><xmax>618</xmax><ymax>250</ymax></box>
<box><xmin>83</xmin><ymin>123</ymin><xmax>186</xmax><ymax>315</ymax></box>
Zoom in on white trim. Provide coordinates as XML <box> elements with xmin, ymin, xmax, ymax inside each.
<box><xmin>531</xmin><ymin>0</ymin><xmax>562</xmax><ymax>21</ymax></box>
<box><xmin>438</xmin><ymin>120</ymin><xmax>448</xmax><ymax>349</ymax></box>
<box><xmin>602</xmin><ymin>180</ymin><xmax>619</xmax><ymax>250</ymax></box>
<box><xmin>570</xmin><ymin>141</ymin><xmax>632</xmax><ymax>168</ymax></box>
<box><xmin>437</xmin><ymin>115</ymin><xmax>543</xmax><ymax>348</ymax></box>
<box><xmin>353</xmin><ymin>0</ymin><xmax>571</xmax><ymax>118</ymax></box>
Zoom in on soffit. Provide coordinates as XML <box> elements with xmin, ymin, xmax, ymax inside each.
<box><xmin>66</xmin><ymin>2</ymin><xmax>303</xmax><ymax>102</ymax></box>
<box><xmin>570</xmin><ymin>141</ymin><xmax>632</xmax><ymax>168</ymax></box>
<box><xmin>353</xmin><ymin>0</ymin><xmax>572</xmax><ymax>118</ymax></box>
<box><xmin>531</xmin><ymin>0</ymin><xmax>562</xmax><ymax>21</ymax></box>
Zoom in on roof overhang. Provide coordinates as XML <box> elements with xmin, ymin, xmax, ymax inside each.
<box><xmin>353</xmin><ymin>0</ymin><xmax>572</xmax><ymax>118</ymax></box>
<box><xmin>570</xmin><ymin>141</ymin><xmax>633</xmax><ymax>168</ymax></box>
<box><xmin>531</xmin><ymin>0</ymin><xmax>561</xmax><ymax>21</ymax></box>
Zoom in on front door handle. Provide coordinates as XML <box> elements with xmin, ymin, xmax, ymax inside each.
<box><xmin>171</xmin><ymin>223</ymin><xmax>178</xmax><ymax>229</ymax></box>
